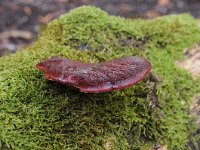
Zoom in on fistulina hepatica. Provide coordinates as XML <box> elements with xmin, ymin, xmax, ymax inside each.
<box><xmin>36</xmin><ymin>56</ymin><xmax>151</xmax><ymax>93</ymax></box>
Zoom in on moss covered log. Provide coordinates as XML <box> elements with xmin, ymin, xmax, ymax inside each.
<box><xmin>0</xmin><ymin>6</ymin><xmax>200</xmax><ymax>150</ymax></box>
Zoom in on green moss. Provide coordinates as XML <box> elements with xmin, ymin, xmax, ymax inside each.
<box><xmin>0</xmin><ymin>6</ymin><xmax>200</xmax><ymax>150</ymax></box>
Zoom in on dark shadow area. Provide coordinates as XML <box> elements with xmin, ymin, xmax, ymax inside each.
<box><xmin>0</xmin><ymin>0</ymin><xmax>200</xmax><ymax>54</ymax></box>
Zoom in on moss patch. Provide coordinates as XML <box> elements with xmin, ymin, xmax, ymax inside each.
<box><xmin>0</xmin><ymin>6</ymin><xmax>200</xmax><ymax>150</ymax></box>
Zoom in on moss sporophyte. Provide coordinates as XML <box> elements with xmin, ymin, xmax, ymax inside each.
<box><xmin>0</xmin><ymin>6</ymin><xmax>200</xmax><ymax>150</ymax></box>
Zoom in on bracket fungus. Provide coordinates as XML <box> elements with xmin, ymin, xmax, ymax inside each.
<box><xmin>36</xmin><ymin>56</ymin><xmax>151</xmax><ymax>93</ymax></box>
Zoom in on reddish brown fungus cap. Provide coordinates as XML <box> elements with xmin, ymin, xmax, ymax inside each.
<box><xmin>36</xmin><ymin>56</ymin><xmax>151</xmax><ymax>93</ymax></box>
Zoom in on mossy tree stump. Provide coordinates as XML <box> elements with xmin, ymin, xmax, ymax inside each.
<box><xmin>0</xmin><ymin>6</ymin><xmax>200</xmax><ymax>150</ymax></box>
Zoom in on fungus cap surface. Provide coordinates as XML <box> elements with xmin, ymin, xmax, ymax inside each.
<box><xmin>36</xmin><ymin>56</ymin><xmax>151</xmax><ymax>93</ymax></box>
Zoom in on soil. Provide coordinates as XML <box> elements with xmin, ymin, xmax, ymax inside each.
<box><xmin>0</xmin><ymin>0</ymin><xmax>200</xmax><ymax>54</ymax></box>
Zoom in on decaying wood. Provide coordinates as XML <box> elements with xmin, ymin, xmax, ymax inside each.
<box><xmin>176</xmin><ymin>43</ymin><xmax>200</xmax><ymax>79</ymax></box>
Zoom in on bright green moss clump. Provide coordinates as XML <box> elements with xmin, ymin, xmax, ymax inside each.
<box><xmin>0</xmin><ymin>6</ymin><xmax>200</xmax><ymax>150</ymax></box>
